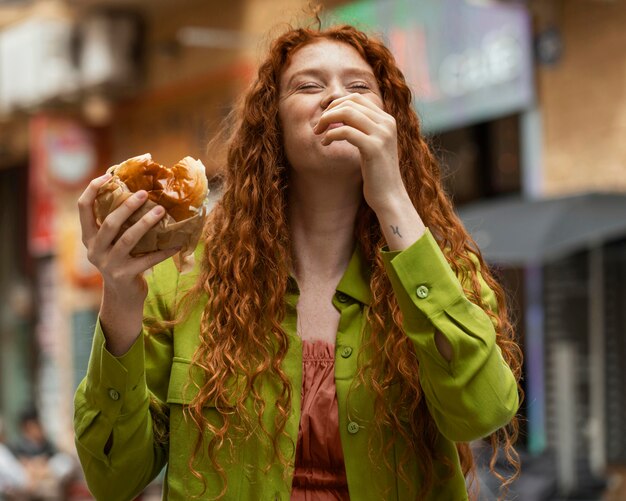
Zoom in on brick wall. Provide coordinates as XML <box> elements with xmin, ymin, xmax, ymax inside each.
<box><xmin>534</xmin><ymin>0</ymin><xmax>626</xmax><ymax>195</ymax></box>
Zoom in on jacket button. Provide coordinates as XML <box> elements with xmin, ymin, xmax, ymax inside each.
<box><xmin>336</xmin><ymin>292</ymin><xmax>350</xmax><ymax>303</ymax></box>
<box><xmin>108</xmin><ymin>388</ymin><xmax>120</xmax><ymax>401</ymax></box>
<box><xmin>341</xmin><ymin>346</ymin><xmax>353</xmax><ymax>358</ymax></box>
<box><xmin>416</xmin><ymin>285</ymin><xmax>429</xmax><ymax>299</ymax></box>
<box><xmin>347</xmin><ymin>421</ymin><xmax>360</xmax><ymax>434</ymax></box>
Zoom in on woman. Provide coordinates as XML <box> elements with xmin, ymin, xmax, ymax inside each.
<box><xmin>75</xmin><ymin>22</ymin><xmax>522</xmax><ymax>501</ymax></box>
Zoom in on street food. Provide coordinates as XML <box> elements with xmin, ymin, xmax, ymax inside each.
<box><xmin>93</xmin><ymin>153</ymin><xmax>209</xmax><ymax>271</ymax></box>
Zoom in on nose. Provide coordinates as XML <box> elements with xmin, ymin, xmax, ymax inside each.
<box><xmin>320</xmin><ymin>82</ymin><xmax>347</xmax><ymax>110</ymax></box>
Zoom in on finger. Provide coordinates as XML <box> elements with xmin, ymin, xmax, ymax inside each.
<box><xmin>324</xmin><ymin>95</ymin><xmax>383</xmax><ymax>118</ymax></box>
<box><xmin>315</xmin><ymin>97</ymin><xmax>391</xmax><ymax>135</ymax></box>
<box><xmin>109</xmin><ymin>205</ymin><xmax>168</xmax><ymax>258</ymax></box>
<box><xmin>321</xmin><ymin>126</ymin><xmax>372</xmax><ymax>152</ymax></box>
<box><xmin>125</xmin><ymin>246</ymin><xmax>181</xmax><ymax>277</ymax></box>
<box><xmin>93</xmin><ymin>191</ymin><xmax>150</xmax><ymax>252</ymax></box>
<box><xmin>78</xmin><ymin>173</ymin><xmax>112</xmax><ymax>242</ymax></box>
<box><xmin>315</xmin><ymin>105</ymin><xmax>379</xmax><ymax>136</ymax></box>
<box><xmin>325</xmin><ymin>92</ymin><xmax>385</xmax><ymax>115</ymax></box>
<box><xmin>330</xmin><ymin>100</ymin><xmax>395</xmax><ymax>135</ymax></box>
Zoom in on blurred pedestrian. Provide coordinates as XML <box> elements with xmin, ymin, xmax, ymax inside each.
<box><xmin>0</xmin><ymin>417</ymin><xmax>29</xmax><ymax>500</ymax></box>
<box><xmin>12</xmin><ymin>409</ymin><xmax>55</xmax><ymax>461</ymax></box>
<box><xmin>75</xmin><ymin>16</ymin><xmax>522</xmax><ymax>501</ymax></box>
<box><xmin>11</xmin><ymin>409</ymin><xmax>77</xmax><ymax>501</ymax></box>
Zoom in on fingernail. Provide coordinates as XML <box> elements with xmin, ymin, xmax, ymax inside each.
<box><xmin>152</xmin><ymin>206</ymin><xmax>164</xmax><ymax>215</ymax></box>
<box><xmin>136</xmin><ymin>190</ymin><xmax>147</xmax><ymax>200</ymax></box>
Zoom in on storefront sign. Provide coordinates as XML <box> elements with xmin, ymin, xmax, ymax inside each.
<box><xmin>331</xmin><ymin>0</ymin><xmax>534</xmax><ymax>132</ymax></box>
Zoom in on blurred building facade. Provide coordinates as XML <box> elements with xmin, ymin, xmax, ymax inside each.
<box><xmin>0</xmin><ymin>0</ymin><xmax>324</xmax><ymax>452</ymax></box>
<box><xmin>517</xmin><ymin>2</ymin><xmax>626</xmax><ymax>497</ymax></box>
<box><xmin>0</xmin><ymin>0</ymin><xmax>624</xmax><ymax>499</ymax></box>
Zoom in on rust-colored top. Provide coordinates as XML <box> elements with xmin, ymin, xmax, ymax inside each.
<box><xmin>291</xmin><ymin>340</ymin><xmax>350</xmax><ymax>501</ymax></box>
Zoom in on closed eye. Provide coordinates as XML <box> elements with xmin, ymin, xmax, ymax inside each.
<box><xmin>296</xmin><ymin>83</ymin><xmax>322</xmax><ymax>91</ymax></box>
<box><xmin>349</xmin><ymin>82</ymin><xmax>372</xmax><ymax>91</ymax></box>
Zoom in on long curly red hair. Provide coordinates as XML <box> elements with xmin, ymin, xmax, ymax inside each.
<box><xmin>178</xmin><ymin>23</ymin><xmax>523</xmax><ymax>500</ymax></box>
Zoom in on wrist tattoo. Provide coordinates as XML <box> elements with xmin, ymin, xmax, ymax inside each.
<box><xmin>391</xmin><ymin>225</ymin><xmax>402</xmax><ymax>237</ymax></box>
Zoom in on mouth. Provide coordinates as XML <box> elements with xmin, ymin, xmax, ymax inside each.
<box><xmin>314</xmin><ymin>121</ymin><xmax>345</xmax><ymax>134</ymax></box>
<box><xmin>326</xmin><ymin>122</ymin><xmax>344</xmax><ymax>131</ymax></box>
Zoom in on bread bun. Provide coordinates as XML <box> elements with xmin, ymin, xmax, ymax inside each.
<box><xmin>113</xmin><ymin>153</ymin><xmax>208</xmax><ymax>222</ymax></box>
<box><xmin>93</xmin><ymin>153</ymin><xmax>210</xmax><ymax>273</ymax></box>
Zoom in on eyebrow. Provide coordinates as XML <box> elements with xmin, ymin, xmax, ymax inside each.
<box><xmin>284</xmin><ymin>68</ymin><xmax>377</xmax><ymax>88</ymax></box>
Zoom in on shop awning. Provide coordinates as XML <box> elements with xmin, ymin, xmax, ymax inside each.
<box><xmin>457</xmin><ymin>192</ymin><xmax>626</xmax><ymax>265</ymax></box>
<box><xmin>459</xmin><ymin>192</ymin><xmax>626</xmax><ymax>483</ymax></box>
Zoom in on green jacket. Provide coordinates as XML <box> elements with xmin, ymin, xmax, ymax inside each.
<box><xmin>74</xmin><ymin>229</ymin><xmax>519</xmax><ymax>500</ymax></box>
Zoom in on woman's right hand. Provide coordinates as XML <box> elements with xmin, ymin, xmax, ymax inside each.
<box><xmin>78</xmin><ymin>173</ymin><xmax>180</xmax><ymax>355</ymax></box>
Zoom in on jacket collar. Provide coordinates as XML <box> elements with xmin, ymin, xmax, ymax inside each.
<box><xmin>287</xmin><ymin>243</ymin><xmax>372</xmax><ymax>306</ymax></box>
<box><xmin>335</xmin><ymin>243</ymin><xmax>372</xmax><ymax>306</ymax></box>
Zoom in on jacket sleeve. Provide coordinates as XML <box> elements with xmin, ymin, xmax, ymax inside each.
<box><xmin>73</xmin><ymin>260</ymin><xmax>178</xmax><ymax>500</ymax></box>
<box><xmin>380</xmin><ymin>229</ymin><xmax>519</xmax><ymax>443</ymax></box>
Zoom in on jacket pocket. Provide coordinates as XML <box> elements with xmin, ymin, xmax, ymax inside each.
<box><xmin>166</xmin><ymin>357</ymin><xmax>244</xmax><ymax>409</ymax></box>
<box><xmin>165</xmin><ymin>357</ymin><xmax>246</xmax><ymax>499</ymax></box>
<box><xmin>166</xmin><ymin>357</ymin><xmax>202</xmax><ymax>405</ymax></box>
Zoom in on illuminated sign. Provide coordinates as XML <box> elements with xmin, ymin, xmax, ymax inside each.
<box><xmin>331</xmin><ymin>0</ymin><xmax>534</xmax><ymax>132</ymax></box>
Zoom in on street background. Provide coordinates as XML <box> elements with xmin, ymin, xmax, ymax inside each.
<box><xmin>0</xmin><ymin>0</ymin><xmax>625</xmax><ymax>499</ymax></box>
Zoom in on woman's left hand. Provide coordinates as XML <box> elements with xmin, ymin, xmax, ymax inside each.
<box><xmin>313</xmin><ymin>93</ymin><xmax>408</xmax><ymax>213</ymax></box>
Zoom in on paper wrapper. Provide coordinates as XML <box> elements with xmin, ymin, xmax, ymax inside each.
<box><xmin>93</xmin><ymin>172</ymin><xmax>209</xmax><ymax>274</ymax></box>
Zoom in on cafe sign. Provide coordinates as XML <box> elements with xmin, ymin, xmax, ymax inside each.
<box><xmin>331</xmin><ymin>0</ymin><xmax>534</xmax><ymax>133</ymax></box>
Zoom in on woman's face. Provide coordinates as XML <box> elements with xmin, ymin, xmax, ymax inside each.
<box><xmin>278</xmin><ymin>40</ymin><xmax>383</xmax><ymax>178</ymax></box>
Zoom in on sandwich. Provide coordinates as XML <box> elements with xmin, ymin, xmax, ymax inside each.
<box><xmin>93</xmin><ymin>153</ymin><xmax>210</xmax><ymax>272</ymax></box>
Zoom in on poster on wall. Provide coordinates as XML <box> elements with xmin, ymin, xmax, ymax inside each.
<box><xmin>29</xmin><ymin>116</ymin><xmax>97</xmax><ymax>256</ymax></box>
